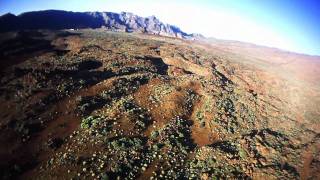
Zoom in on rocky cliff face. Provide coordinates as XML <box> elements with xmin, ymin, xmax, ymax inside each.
<box><xmin>0</xmin><ymin>10</ymin><xmax>190</xmax><ymax>38</ymax></box>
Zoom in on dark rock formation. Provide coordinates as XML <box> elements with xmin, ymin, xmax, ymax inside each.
<box><xmin>0</xmin><ymin>10</ymin><xmax>196</xmax><ymax>38</ymax></box>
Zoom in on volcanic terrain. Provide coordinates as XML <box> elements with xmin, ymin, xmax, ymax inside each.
<box><xmin>0</xmin><ymin>29</ymin><xmax>319</xmax><ymax>179</ymax></box>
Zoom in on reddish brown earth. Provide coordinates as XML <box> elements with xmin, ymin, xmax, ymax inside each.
<box><xmin>0</xmin><ymin>29</ymin><xmax>319</xmax><ymax>179</ymax></box>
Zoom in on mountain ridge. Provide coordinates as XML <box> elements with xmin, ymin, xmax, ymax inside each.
<box><xmin>0</xmin><ymin>10</ymin><xmax>195</xmax><ymax>39</ymax></box>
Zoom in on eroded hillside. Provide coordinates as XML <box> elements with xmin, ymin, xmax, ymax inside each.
<box><xmin>0</xmin><ymin>30</ymin><xmax>319</xmax><ymax>179</ymax></box>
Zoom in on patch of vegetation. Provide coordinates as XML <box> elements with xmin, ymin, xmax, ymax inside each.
<box><xmin>76</xmin><ymin>95</ymin><xmax>109</xmax><ymax>116</ymax></box>
<box><xmin>113</xmin><ymin>97</ymin><xmax>151</xmax><ymax>131</ymax></box>
<box><xmin>101</xmin><ymin>75</ymin><xmax>149</xmax><ymax>100</ymax></box>
<box><xmin>214</xmin><ymin>97</ymin><xmax>240</xmax><ymax>133</ymax></box>
<box><xmin>149</xmin><ymin>83</ymin><xmax>174</xmax><ymax>104</ymax></box>
<box><xmin>195</xmin><ymin>109</ymin><xmax>206</xmax><ymax>128</ymax></box>
<box><xmin>150</xmin><ymin>130</ymin><xmax>159</xmax><ymax>140</ymax></box>
<box><xmin>107</xmin><ymin>137</ymin><xmax>144</xmax><ymax>151</ymax></box>
<box><xmin>80</xmin><ymin>116</ymin><xmax>104</xmax><ymax>129</ymax></box>
<box><xmin>184</xmin><ymin>89</ymin><xmax>198</xmax><ymax>112</ymax></box>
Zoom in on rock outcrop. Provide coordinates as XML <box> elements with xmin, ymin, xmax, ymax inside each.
<box><xmin>0</xmin><ymin>10</ymin><xmax>193</xmax><ymax>38</ymax></box>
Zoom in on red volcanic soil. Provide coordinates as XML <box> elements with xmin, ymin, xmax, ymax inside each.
<box><xmin>0</xmin><ymin>30</ymin><xmax>319</xmax><ymax>179</ymax></box>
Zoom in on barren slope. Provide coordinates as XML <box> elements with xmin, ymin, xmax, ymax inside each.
<box><xmin>0</xmin><ymin>30</ymin><xmax>319</xmax><ymax>179</ymax></box>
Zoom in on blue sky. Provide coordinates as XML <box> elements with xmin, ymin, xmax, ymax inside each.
<box><xmin>0</xmin><ymin>0</ymin><xmax>319</xmax><ymax>55</ymax></box>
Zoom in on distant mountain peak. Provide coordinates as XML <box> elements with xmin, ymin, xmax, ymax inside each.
<box><xmin>1</xmin><ymin>12</ymin><xmax>16</xmax><ymax>17</ymax></box>
<box><xmin>0</xmin><ymin>10</ymin><xmax>201</xmax><ymax>39</ymax></box>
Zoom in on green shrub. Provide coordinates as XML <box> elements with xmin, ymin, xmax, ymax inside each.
<box><xmin>81</xmin><ymin>116</ymin><xmax>103</xmax><ymax>129</ymax></box>
<box><xmin>108</xmin><ymin>137</ymin><xmax>144</xmax><ymax>151</ymax></box>
<box><xmin>150</xmin><ymin>130</ymin><xmax>159</xmax><ymax>139</ymax></box>
<box><xmin>200</xmin><ymin>121</ymin><xmax>206</xmax><ymax>128</ymax></box>
<box><xmin>196</xmin><ymin>110</ymin><xmax>204</xmax><ymax>122</ymax></box>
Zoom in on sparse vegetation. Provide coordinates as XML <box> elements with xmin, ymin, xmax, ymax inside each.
<box><xmin>80</xmin><ymin>115</ymin><xmax>104</xmax><ymax>129</ymax></box>
<box><xmin>0</xmin><ymin>29</ymin><xmax>317</xmax><ymax>179</ymax></box>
